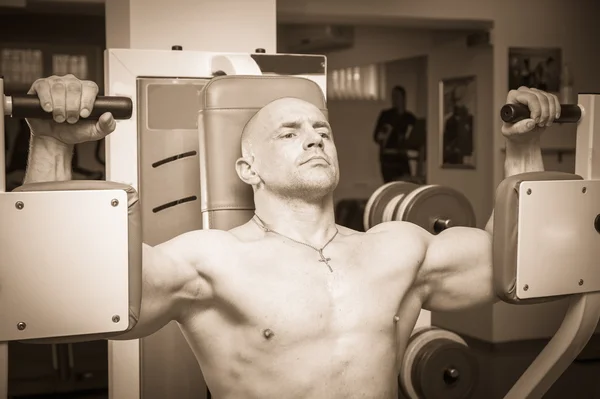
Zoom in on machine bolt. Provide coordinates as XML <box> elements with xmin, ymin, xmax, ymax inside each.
<box><xmin>111</xmin><ymin>199</ymin><xmax>119</xmax><ymax>207</ymax></box>
<box><xmin>523</xmin><ymin>284</ymin><xmax>529</xmax><ymax>291</ymax></box>
<box><xmin>15</xmin><ymin>201</ymin><xmax>24</xmax><ymax>210</ymax></box>
<box><xmin>112</xmin><ymin>315</ymin><xmax>120</xmax><ymax>323</ymax></box>
<box><xmin>17</xmin><ymin>322</ymin><xmax>26</xmax><ymax>331</ymax></box>
<box><xmin>579</xmin><ymin>279</ymin><xmax>584</xmax><ymax>286</ymax></box>
<box><xmin>526</xmin><ymin>189</ymin><xmax>532</xmax><ymax>195</ymax></box>
<box><xmin>433</xmin><ymin>218</ymin><xmax>454</xmax><ymax>234</ymax></box>
<box><xmin>443</xmin><ymin>367</ymin><xmax>460</xmax><ymax>385</ymax></box>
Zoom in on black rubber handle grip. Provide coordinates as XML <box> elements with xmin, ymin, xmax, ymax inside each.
<box><xmin>500</xmin><ymin>103</ymin><xmax>581</xmax><ymax>124</ymax></box>
<box><xmin>10</xmin><ymin>95</ymin><xmax>133</xmax><ymax>120</ymax></box>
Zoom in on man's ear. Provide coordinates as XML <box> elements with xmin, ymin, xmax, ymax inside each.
<box><xmin>235</xmin><ymin>156</ymin><xmax>261</xmax><ymax>185</ymax></box>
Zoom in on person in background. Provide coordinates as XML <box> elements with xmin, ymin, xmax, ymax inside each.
<box><xmin>373</xmin><ymin>85</ymin><xmax>417</xmax><ymax>182</ymax></box>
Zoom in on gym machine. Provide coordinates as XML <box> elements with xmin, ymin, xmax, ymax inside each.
<box><xmin>0</xmin><ymin>47</ymin><xmax>599</xmax><ymax>399</ymax></box>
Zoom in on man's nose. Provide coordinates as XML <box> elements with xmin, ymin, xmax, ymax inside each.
<box><xmin>303</xmin><ymin>129</ymin><xmax>324</xmax><ymax>150</ymax></box>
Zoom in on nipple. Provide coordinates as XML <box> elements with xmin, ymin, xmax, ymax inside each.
<box><xmin>263</xmin><ymin>328</ymin><xmax>275</xmax><ymax>339</ymax></box>
<box><xmin>393</xmin><ymin>315</ymin><xmax>400</xmax><ymax>323</ymax></box>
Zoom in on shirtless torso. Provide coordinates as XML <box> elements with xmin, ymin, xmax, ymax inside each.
<box><xmin>175</xmin><ymin>220</ymin><xmax>426</xmax><ymax>399</ymax></box>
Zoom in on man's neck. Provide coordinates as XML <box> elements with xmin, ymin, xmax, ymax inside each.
<box><xmin>253</xmin><ymin>193</ymin><xmax>337</xmax><ymax>246</ymax></box>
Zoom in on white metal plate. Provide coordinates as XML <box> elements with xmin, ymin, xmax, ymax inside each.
<box><xmin>516</xmin><ymin>179</ymin><xmax>600</xmax><ymax>299</ymax></box>
<box><xmin>0</xmin><ymin>189</ymin><xmax>130</xmax><ymax>341</ymax></box>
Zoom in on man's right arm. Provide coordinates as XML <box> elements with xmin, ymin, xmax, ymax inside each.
<box><xmin>112</xmin><ymin>236</ymin><xmax>204</xmax><ymax>340</ymax></box>
<box><xmin>24</xmin><ymin>136</ymin><xmax>74</xmax><ymax>183</ymax></box>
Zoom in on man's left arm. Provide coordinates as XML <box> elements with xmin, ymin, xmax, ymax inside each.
<box><xmin>415</xmin><ymin>87</ymin><xmax>560</xmax><ymax>312</ymax></box>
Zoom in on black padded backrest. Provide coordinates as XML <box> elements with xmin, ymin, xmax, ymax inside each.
<box><xmin>197</xmin><ymin>75</ymin><xmax>328</xmax><ymax>230</ymax></box>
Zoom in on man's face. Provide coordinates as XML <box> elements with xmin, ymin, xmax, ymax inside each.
<box><xmin>246</xmin><ymin>98</ymin><xmax>340</xmax><ymax>200</ymax></box>
<box><xmin>392</xmin><ymin>90</ymin><xmax>405</xmax><ymax>111</ymax></box>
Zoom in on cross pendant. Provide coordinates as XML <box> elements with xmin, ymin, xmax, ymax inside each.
<box><xmin>318</xmin><ymin>250</ymin><xmax>333</xmax><ymax>272</ymax></box>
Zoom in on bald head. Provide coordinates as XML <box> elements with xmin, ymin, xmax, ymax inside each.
<box><xmin>241</xmin><ymin>97</ymin><xmax>327</xmax><ymax>158</ymax></box>
<box><xmin>235</xmin><ymin>96</ymin><xmax>338</xmax><ymax>199</ymax></box>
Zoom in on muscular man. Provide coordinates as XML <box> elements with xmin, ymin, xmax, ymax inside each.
<box><xmin>23</xmin><ymin>75</ymin><xmax>558</xmax><ymax>399</ymax></box>
<box><xmin>373</xmin><ymin>86</ymin><xmax>417</xmax><ymax>182</ymax></box>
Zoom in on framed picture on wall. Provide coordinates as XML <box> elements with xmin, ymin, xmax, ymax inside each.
<box><xmin>508</xmin><ymin>47</ymin><xmax>561</xmax><ymax>93</ymax></box>
<box><xmin>439</xmin><ymin>76</ymin><xmax>476</xmax><ymax>169</ymax></box>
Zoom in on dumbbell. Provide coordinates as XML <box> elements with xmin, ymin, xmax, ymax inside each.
<box><xmin>363</xmin><ymin>181</ymin><xmax>476</xmax><ymax>234</ymax></box>
<box><xmin>399</xmin><ymin>327</ymin><xmax>479</xmax><ymax>399</ymax></box>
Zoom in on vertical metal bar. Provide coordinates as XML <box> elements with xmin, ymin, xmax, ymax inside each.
<box><xmin>503</xmin><ymin>94</ymin><xmax>600</xmax><ymax>398</ymax></box>
<box><xmin>108</xmin><ymin>340</ymin><xmax>141</xmax><ymax>399</ymax></box>
<box><xmin>0</xmin><ymin>76</ymin><xmax>9</xmax><ymax>399</ymax></box>
<box><xmin>1</xmin><ymin>77</ymin><xmax>6</xmax><ymax>192</ymax></box>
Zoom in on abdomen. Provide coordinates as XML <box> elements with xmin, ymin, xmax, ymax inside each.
<box><xmin>189</xmin><ymin>322</ymin><xmax>399</xmax><ymax>399</ymax></box>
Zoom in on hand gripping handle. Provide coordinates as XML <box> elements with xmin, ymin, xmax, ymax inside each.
<box><xmin>5</xmin><ymin>95</ymin><xmax>133</xmax><ymax>119</ymax></box>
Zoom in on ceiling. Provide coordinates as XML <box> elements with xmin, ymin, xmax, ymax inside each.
<box><xmin>0</xmin><ymin>0</ymin><xmax>493</xmax><ymax>32</ymax></box>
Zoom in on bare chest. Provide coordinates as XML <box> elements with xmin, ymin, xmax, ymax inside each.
<box><xmin>207</xmin><ymin>239</ymin><xmax>420</xmax><ymax>342</ymax></box>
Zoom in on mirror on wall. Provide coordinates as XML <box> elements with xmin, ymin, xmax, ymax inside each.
<box><xmin>328</xmin><ymin>55</ymin><xmax>428</xmax><ymax>231</ymax></box>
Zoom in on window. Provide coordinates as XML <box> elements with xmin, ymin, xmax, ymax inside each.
<box><xmin>327</xmin><ymin>63</ymin><xmax>385</xmax><ymax>101</ymax></box>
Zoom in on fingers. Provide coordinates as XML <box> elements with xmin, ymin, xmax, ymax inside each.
<box><xmin>80</xmin><ymin>81</ymin><xmax>99</xmax><ymax>118</ymax></box>
<box><xmin>29</xmin><ymin>78</ymin><xmax>53</xmax><ymax>113</ymax></box>
<box><xmin>48</xmin><ymin>76</ymin><xmax>67</xmax><ymax>123</ymax></box>
<box><xmin>29</xmin><ymin>75</ymin><xmax>98</xmax><ymax>124</ymax></box>
<box><xmin>95</xmin><ymin>112</ymin><xmax>117</xmax><ymax>138</ymax></box>
<box><xmin>530</xmin><ymin>89</ymin><xmax>551</xmax><ymax>127</ymax></box>
<box><xmin>506</xmin><ymin>86</ymin><xmax>559</xmax><ymax>127</ymax></box>
<box><xmin>65</xmin><ymin>78</ymin><xmax>82</xmax><ymax>124</ymax></box>
<box><xmin>502</xmin><ymin>119</ymin><xmax>536</xmax><ymax>135</ymax></box>
<box><xmin>507</xmin><ymin>88</ymin><xmax>541</xmax><ymax>122</ymax></box>
<box><xmin>553</xmin><ymin>94</ymin><xmax>561</xmax><ymax>120</ymax></box>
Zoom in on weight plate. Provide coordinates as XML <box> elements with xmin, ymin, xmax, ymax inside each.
<box><xmin>396</xmin><ymin>185</ymin><xmax>476</xmax><ymax>234</ymax></box>
<box><xmin>400</xmin><ymin>327</ymin><xmax>469</xmax><ymax>399</ymax></box>
<box><xmin>382</xmin><ymin>194</ymin><xmax>406</xmax><ymax>223</ymax></box>
<box><xmin>363</xmin><ymin>181</ymin><xmax>419</xmax><ymax>231</ymax></box>
<box><xmin>416</xmin><ymin>338</ymin><xmax>478</xmax><ymax>399</ymax></box>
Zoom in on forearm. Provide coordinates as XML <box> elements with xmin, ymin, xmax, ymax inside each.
<box><xmin>484</xmin><ymin>137</ymin><xmax>544</xmax><ymax>234</ymax></box>
<box><xmin>23</xmin><ymin>136</ymin><xmax>74</xmax><ymax>184</ymax></box>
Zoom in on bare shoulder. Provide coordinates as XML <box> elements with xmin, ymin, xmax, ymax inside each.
<box><xmin>366</xmin><ymin>220</ymin><xmax>431</xmax><ymax>244</ymax></box>
<box><xmin>159</xmin><ymin>228</ymin><xmax>239</xmax><ymax>264</ymax></box>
